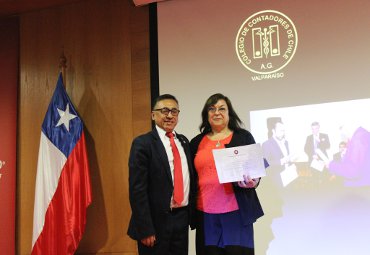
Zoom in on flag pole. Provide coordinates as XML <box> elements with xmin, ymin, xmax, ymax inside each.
<box><xmin>59</xmin><ymin>49</ymin><xmax>67</xmax><ymax>88</ymax></box>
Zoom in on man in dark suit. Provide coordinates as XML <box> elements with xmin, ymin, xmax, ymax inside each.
<box><xmin>304</xmin><ymin>121</ymin><xmax>331</xmax><ymax>162</ymax></box>
<box><xmin>333</xmin><ymin>141</ymin><xmax>347</xmax><ymax>162</ymax></box>
<box><xmin>262</xmin><ymin>118</ymin><xmax>292</xmax><ymax>187</ymax></box>
<box><xmin>127</xmin><ymin>94</ymin><xmax>195</xmax><ymax>255</ymax></box>
<box><xmin>304</xmin><ymin>121</ymin><xmax>331</xmax><ymax>183</ymax></box>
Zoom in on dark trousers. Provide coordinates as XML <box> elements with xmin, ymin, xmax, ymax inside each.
<box><xmin>138</xmin><ymin>208</ymin><xmax>189</xmax><ymax>255</ymax></box>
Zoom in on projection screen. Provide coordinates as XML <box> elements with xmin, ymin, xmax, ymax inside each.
<box><xmin>157</xmin><ymin>0</ymin><xmax>370</xmax><ymax>254</ymax></box>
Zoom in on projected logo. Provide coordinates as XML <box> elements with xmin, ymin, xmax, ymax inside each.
<box><xmin>236</xmin><ymin>10</ymin><xmax>298</xmax><ymax>78</ymax></box>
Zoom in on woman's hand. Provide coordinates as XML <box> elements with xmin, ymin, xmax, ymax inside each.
<box><xmin>237</xmin><ymin>175</ymin><xmax>259</xmax><ymax>188</ymax></box>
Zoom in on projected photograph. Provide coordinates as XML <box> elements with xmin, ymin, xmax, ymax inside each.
<box><xmin>250</xmin><ymin>98</ymin><xmax>370</xmax><ymax>255</ymax></box>
<box><xmin>251</xmin><ymin>98</ymin><xmax>370</xmax><ymax>190</ymax></box>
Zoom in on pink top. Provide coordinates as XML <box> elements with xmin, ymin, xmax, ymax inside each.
<box><xmin>194</xmin><ymin>134</ymin><xmax>239</xmax><ymax>213</ymax></box>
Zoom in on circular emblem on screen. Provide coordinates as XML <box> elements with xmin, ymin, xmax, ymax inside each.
<box><xmin>236</xmin><ymin>10</ymin><xmax>298</xmax><ymax>75</ymax></box>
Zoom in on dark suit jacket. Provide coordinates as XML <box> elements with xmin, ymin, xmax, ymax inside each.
<box><xmin>261</xmin><ymin>137</ymin><xmax>291</xmax><ymax>188</ymax></box>
<box><xmin>190</xmin><ymin>128</ymin><xmax>264</xmax><ymax>226</ymax></box>
<box><xmin>262</xmin><ymin>137</ymin><xmax>289</xmax><ymax>168</ymax></box>
<box><xmin>333</xmin><ymin>151</ymin><xmax>343</xmax><ymax>162</ymax></box>
<box><xmin>304</xmin><ymin>133</ymin><xmax>330</xmax><ymax>161</ymax></box>
<box><xmin>127</xmin><ymin>128</ymin><xmax>196</xmax><ymax>241</ymax></box>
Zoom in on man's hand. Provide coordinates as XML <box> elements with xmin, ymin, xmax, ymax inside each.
<box><xmin>141</xmin><ymin>235</ymin><xmax>156</xmax><ymax>247</ymax></box>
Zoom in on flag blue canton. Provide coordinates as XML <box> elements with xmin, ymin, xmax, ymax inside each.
<box><xmin>41</xmin><ymin>73</ymin><xmax>83</xmax><ymax>158</ymax></box>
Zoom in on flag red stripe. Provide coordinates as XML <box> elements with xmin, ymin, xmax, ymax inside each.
<box><xmin>31</xmin><ymin>133</ymin><xmax>92</xmax><ymax>255</ymax></box>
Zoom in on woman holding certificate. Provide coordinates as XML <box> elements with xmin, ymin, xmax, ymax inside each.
<box><xmin>190</xmin><ymin>93</ymin><xmax>264</xmax><ymax>255</ymax></box>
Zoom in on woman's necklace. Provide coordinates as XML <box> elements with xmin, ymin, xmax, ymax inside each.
<box><xmin>213</xmin><ymin>129</ymin><xmax>231</xmax><ymax>147</ymax></box>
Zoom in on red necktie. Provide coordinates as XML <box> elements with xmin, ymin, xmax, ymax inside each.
<box><xmin>166</xmin><ymin>132</ymin><xmax>184</xmax><ymax>206</ymax></box>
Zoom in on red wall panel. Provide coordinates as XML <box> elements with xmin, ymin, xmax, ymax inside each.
<box><xmin>0</xmin><ymin>17</ymin><xmax>19</xmax><ymax>255</ymax></box>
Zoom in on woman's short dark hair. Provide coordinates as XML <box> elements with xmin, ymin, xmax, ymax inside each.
<box><xmin>199</xmin><ymin>93</ymin><xmax>243</xmax><ymax>133</ymax></box>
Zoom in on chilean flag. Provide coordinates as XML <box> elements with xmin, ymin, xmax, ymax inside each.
<box><xmin>31</xmin><ymin>73</ymin><xmax>92</xmax><ymax>255</ymax></box>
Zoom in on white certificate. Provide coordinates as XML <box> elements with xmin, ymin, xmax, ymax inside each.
<box><xmin>212</xmin><ymin>143</ymin><xmax>266</xmax><ymax>184</ymax></box>
<box><xmin>310</xmin><ymin>158</ymin><xmax>325</xmax><ymax>172</ymax></box>
<box><xmin>280</xmin><ymin>164</ymin><xmax>298</xmax><ymax>187</ymax></box>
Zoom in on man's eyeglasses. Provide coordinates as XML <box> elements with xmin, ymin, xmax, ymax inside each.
<box><xmin>153</xmin><ymin>107</ymin><xmax>180</xmax><ymax>116</ymax></box>
<box><xmin>208</xmin><ymin>107</ymin><xmax>227</xmax><ymax>114</ymax></box>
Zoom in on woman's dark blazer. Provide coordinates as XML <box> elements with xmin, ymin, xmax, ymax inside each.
<box><xmin>190</xmin><ymin>128</ymin><xmax>264</xmax><ymax>225</ymax></box>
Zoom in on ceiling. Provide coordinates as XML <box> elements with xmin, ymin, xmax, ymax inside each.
<box><xmin>0</xmin><ymin>0</ymin><xmax>86</xmax><ymax>17</ymax></box>
<box><xmin>0</xmin><ymin>0</ymin><xmax>172</xmax><ymax>17</ymax></box>
<box><xmin>133</xmin><ymin>0</ymin><xmax>167</xmax><ymax>6</ymax></box>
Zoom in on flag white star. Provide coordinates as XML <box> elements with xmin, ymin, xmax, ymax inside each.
<box><xmin>56</xmin><ymin>104</ymin><xmax>77</xmax><ymax>131</ymax></box>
